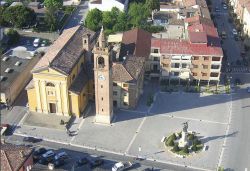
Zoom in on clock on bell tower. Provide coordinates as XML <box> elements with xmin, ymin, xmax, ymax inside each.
<box><xmin>93</xmin><ymin>27</ymin><xmax>113</xmax><ymax>124</ymax></box>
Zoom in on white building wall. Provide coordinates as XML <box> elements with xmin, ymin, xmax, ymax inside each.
<box><xmin>89</xmin><ymin>0</ymin><xmax>128</xmax><ymax>12</ymax></box>
<box><xmin>243</xmin><ymin>8</ymin><xmax>250</xmax><ymax>36</ymax></box>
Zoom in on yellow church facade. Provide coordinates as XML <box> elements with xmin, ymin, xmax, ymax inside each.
<box><xmin>26</xmin><ymin>26</ymin><xmax>97</xmax><ymax>117</ymax></box>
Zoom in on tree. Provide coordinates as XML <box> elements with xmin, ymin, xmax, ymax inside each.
<box><xmin>7</xmin><ymin>29</ymin><xmax>20</xmax><ymax>45</ymax></box>
<box><xmin>45</xmin><ymin>9</ymin><xmax>58</xmax><ymax>31</ymax></box>
<box><xmin>0</xmin><ymin>6</ymin><xmax>7</xmax><ymax>26</ymax></box>
<box><xmin>128</xmin><ymin>2</ymin><xmax>148</xmax><ymax>27</ymax></box>
<box><xmin>85</xmin><ymin>8</ymin><xmax>102</xmax><ymax>31</ymax></box>
<box><xmin>113</xmin><ymin>12</ymin><xmax>128</xmax><ymax>32</ymax></box>
<box><xmin>191</xmin><ymin>144</ymin><xmax>197</xmax><ymax>151</ymax></box>
<box><xmin>3</xmin><ymin>6</ymin><xmax>36</xmax><ymax>28</ymax></box>
<box><xmin>44</xmin><ymin>0</ymin><xmax>63</xmax><ymax>9</ymax></box>
<box><xmin>145</xmin><ymin>0</ymin><xmax>160</xmax><ymax>13</ymax></box>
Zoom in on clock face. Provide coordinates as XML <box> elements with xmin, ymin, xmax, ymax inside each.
<box><xmin>98</xmin><ymin>74</ymin><xmax>105</xmax><ymax>81</ymax></box>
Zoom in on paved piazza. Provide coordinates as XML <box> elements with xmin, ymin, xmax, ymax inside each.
<box><xmin>14</xmin><ymin>92</ymin><xmax>232</xmax><ymax>171</ymax></box>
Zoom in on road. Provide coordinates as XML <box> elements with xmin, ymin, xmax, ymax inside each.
<box><xmin>212</xmin><ymin>0</ymin><xmax>243</xmax><ymax>64</ymax></box>
<box><xmin>5</xmin><ymin>135</ymin><xmax>202</xmax><ymax>171</ymax></box>
<box><xmin>64</xmin><ymin>0</ymin><xmax>89</xmax><ymax>29</ymax></box>
<box><xmin>219</xmin><ymin>73</ymin><xmax>250</xmax><ymax>170</ymax></box>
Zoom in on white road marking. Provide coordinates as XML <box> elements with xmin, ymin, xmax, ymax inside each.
<box><xmin>150</xmin><ymin>114</ymin><xmax>228</xmax><ymax>125</ymax></box>
<box><xmin>70</xmin><ymin>118</ymin><xmax>86</xmax><ymax>142</ymax></box>
<box><xmin>125</xmin><ymin>114</ymin><xmax>147</xmax><ymax>153</ymax></box>
<box><xmin>218</xmin><ymin>94</ymin><xmax>233</xmax><ymax>167</ymax></box>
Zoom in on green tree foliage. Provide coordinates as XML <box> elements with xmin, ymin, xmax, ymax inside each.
<box><xmin>85</xmin><ymin>8</ymin><xmax>102</xmax><ymax>31</ymax></box>
<box><xmin>191</xmin><ymin>144</ymin><xmax>197</xmax><ymax>151</ymax></box>
<box><xmin>3</xmin><ymin>6</ymin><xmax>36</xmax><ymax>28</ymax></box>
<box><xmin>0</xmin><ymin>6</ymin><xmax>7</xmax><ymax>26</ymax></box>
<box><xmin>7</xmin><ymin>29</ymin><xmax>20</xmax><ymax>45</ymax></box>
<box><xmin>173</xmin><ymin>143</ymin><xmax>180</xmax><ymax>152</ymax></box>
<box><xmin>145</xmin><ymin>0</ymin><xmax>160</xmax><ymax>12</ymax></box>
<box><xmin>182</xmin><ymin>145</ymin><xmax>189</xmax><ymax>154</ymax></box>
<box><xmin>128</xmin><ymin>2</ymin><xmax>148</xmax><ymax>27</ymax></box>
<box><xmin>44</xmin><ymin>0</ymin><xmax>63</xmax><ymax>9</ymax></box>
<box><xmin>45</xmin><ymin>9</ymin><xmax>58</xmax><ymax>31</ymax></box>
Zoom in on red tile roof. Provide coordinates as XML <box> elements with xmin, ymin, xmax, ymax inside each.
<box><xmin>1</xmin><ymin>143</ymin><xmax>33</xmax><ymax>171</ymax></box>
<box><xmin>188</xmin><ymin>31</ymin><xmax>208</xmax><ymax>43</ymax></box>
<box><xmin>120</xmin><ymin>28</ymin><xmax>152</xmax><ymax>59</ymax></box>
<box><xmin>151</xmin><ymin>38</ymin><xmax>223</xmax><ymax>56</ymax></box>
<box><xmin>185</xmin><ymin>15</ymin><xmax>214</xmax><ymax>27</ymax></box>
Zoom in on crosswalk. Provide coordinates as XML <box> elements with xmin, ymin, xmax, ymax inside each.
<box><xmin>226</xmin><ymin>67</ymin><xmax>250</xmax><ymax>73</ymax></box>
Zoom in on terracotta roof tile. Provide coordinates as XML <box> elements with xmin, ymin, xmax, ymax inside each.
<box><xmin>1</xmin><ymin>143</ymin><xmax>33</xmax><ymax>171</ymax></box>
<box><xmin>120</xmin><ymin>28</ymin><xmax>151</xmax><ymax>60</ymax></box>
<box><xmin>112</xmin><ymin>56</ymin><xmax>145</xmax><ymax>82</ymax></box>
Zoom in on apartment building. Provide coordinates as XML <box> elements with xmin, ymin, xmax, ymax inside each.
<box><xmin>151</xmin><ymin>15</ymin><xmax>223</xmax><ymax>84</ymax></box>
<box><xmin>242</xmin><ymin>3</ymin><xmax>250</xmax><ymax>36</ymax></box>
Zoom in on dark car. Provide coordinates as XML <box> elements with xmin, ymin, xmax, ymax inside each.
<box><xmin>23</xmin><ymin>137</ymin><xmax>42</xmax><ymax>143</ymax></box>
<box><xmin>88</xmin><ymin>156</ymin><xmax>104</xmax><ymax>168</ymax></box>
<box><xmin>76</xmin><ymin>157</ymin><xmax>88</xmax><ymax>167</ymax></box>
<box><xmin>234</xmin><ymin>78</ymin><xmax>242</xmax><ymax>85</ymax></box>
<box><xmin>38</xmin><ymin>158</ymin><xmax>49</xmax><ymax>165</ymax></box>
<box><xmin>33</xmin><ymin>148</ymin><xmax>47</xmax><ymax>160</ymax></box>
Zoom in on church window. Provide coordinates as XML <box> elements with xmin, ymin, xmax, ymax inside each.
<box><xmin>98</xmin><ymin>57</ymin><xmax>105</xmax><ymax>68</ymax></box>
<box><xmin>101</xmin><ymin>85</ymin><xmax>103</xmax><ymax>88</ymax></box>
<box><xmin>46</xmin><ymin>82</ymin><xmax>55</xmax><ymax>87</ymax></box>
<box><xmin>102</xmin><ymin>109</ymin><xmax>104</xmax><ymax>112</ymax></box>
<box><xmin>123</xmin><ymin>83</ymin><xmax>128</xmax><ymax>88</ymax></box>
<box><xmin>101</xmin><ymin>97</ymin><xmax>103</xmax><ymax>101</ymax></box>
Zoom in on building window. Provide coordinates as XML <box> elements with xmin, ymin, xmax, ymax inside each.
<box><xmin>210</xmin><ymin>72</ymin><xmax>219</xmax><ymax>77</ymax></box>
<box><xmin>192</xmin><ymin>72</ymin><xmax>197</xmax><ymax>76</ymax></box>
<box><xmin>102</xmin><ymin>108</ymin><xmax>104</xmax><ymax>112</ymax></box>
<box><xmin>101</xmin><ymin>85</ymin><xmax>103</xmax><ymax>88</ymax></box>
<box><xmin>98</xmin><ymin>57</ymin><xmax>105</xmax><ymax>68</ymax></box>
<box><xmin>101</xmin><ymin>97</ymin><xmax>103</xmax><ymax>101</ymax></box>
<box><xmin>202</xmin><ymin>73</ymin><xmax>207</xmax><ymax>76</ymax></box>
<box><xmin>173</xmin><ymin>72</ymin><xmax>179</xmax><ymax>76</ymax></box>
<box><xmin>84</xmin><ymin>40</ymin><xmax>87</xmax><ymax>44</ymax></box>
<box><xmin>47</xmin><ymin>91</ymin><xmax>54</xmax><ymax>96</ymax></box>
<box><xmin>72</xmin><ymin>74</ymin><xmax>75</xmax><ymax>81</ymax></box>
<box><xmin>123</xmin><ymin>83</ymin><xmax>128</xmax><ymax>88</ymax></box>
<box><xmin>211</xmin><ymin>65</ymin><xmax>220</xmax><ymax>69</ymax></box>
<box><xmin>153</xmin><ymin>57</ymin><xmax>159</xmax><ymax>61</ymax></box>
<box><xmin>212</xmin><ymin>57</ymin><xmax>221</xmax><ymax>61</ymax></box>
<box><xmin>182</xmin><ymin>63</ymin><xmax>187</xmax><ymax>68</ymax></box>
<box><xmin>193</xmin><ymin>65</ymin><xmax>198</xmax><ymax>68</ymax></box>
<box><xmin>113</xmin><ymin>82</ymin><xmax>117</xmax><ymax>86</ymax></box>
<box><xmin>46</xmin><ymin>82</ymin><xmax>55</xmax><ymax>87</ymax></box>
<box><xmin>193</xmin><ymin>56</ymin><xmax>199</xmax><ymax>60</ymax></box>
<box><xmin>162</xmin><ymin>64</ymin><xmax>168</xmax><ymax>67</ymax></box>
<box><xmin>204</xmin><ymin>57</ymin><xmax>209</xmax><ymax>61</ymax></box>
<box><xmin>172</xmin><ymin>63</ymin><xmax>180</xmax><ymax>68</ymax></box>
<box><xmin>152</xmin><ymin>48</ymin><xmax>159</xmax><ymax>53</ymax></box>
<box><xmin>124</xmin><ymin>92</ymin><xmax>128</xmax><ymax>96</ymax></box>
<box><xmin>203</xmin><ymin>65</ymin><xmax>208</xmax><ymax>69</ymax></box>
<box><xmin>113</xmin><ymin>91</ymin><xmax>117</xmax><ymax>96</ymax></box>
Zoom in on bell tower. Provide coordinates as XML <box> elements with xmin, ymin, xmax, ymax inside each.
<box><xmin>93</xmin><ymin>27</ymin><xmax>113</xmax><ymax>124</ymax></box>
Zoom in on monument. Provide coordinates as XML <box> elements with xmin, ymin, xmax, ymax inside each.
<box><xmin>178</xmin><ymin>122</ymin><xmax>189</xmax><ymax>147</ymax></box>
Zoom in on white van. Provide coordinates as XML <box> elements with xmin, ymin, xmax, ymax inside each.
<box><xmin>33</xmin><ymin>38</ymin><xmax>41</xmax><ymax>47</ymax></box>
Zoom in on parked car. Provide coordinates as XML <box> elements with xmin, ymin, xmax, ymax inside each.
<box><xmin>112</xmin><ymin>161</ymin><xmax>133</xmax><ymax>171</ymax></box>
<box><xmin>23</xmin><ymin>136</ymin><xmax>42</xmax><ymax>143</ymax></box>
<box><xmin>79</xmin><ymin>20</ymin><xmax>84</xmax><ymax>25</ymax></box>
<box><xmin>41</xmin><ymin>40</ymin><xmax>48</xmax><ymax>47</ymax></box>
<box><xmin>76</xmin><ymin>157</ymin><xmax>88</xmax><ymax>167</ymax></box>
<box><xmin>38</xmin><ymin>158</ymin><xmax>49</xmax><ymax>165</ymax></box>
<box><xmin>88</xmin><ymin>155</ymin><xmax>104</xmax><ymax>168</ymax></box>
<box><xmin>234</xmin><ymin>78</ymin><xmax>242</xmax><ymax>85</ymax></box>
<box><xmin>223</xmin><ymin>4</ymin><xmax>227</xmax><ymax>9</ymax></box>
<box><xmin>42</xmin><ymin>150</ymin><xmax>55</xmax><ymax>160</ymax></box>
<box><xmin>33</xmin><ymin>148</ymin><xmax>47</xmax><ymax>160</ymax></box>
<box><xmin>247</xmin><ymin>87</ymin><xmax>250</xmax><ymax>93</ymax></box>
<box><xmin>215</xmin><ymin>6</ymin><xmax>220</xmax><ymax>12</ymax></box>
<box><xmin>232</xmin><ymin>29</ymin><xmax>238</xmax><ymax>35</ymax></box>
<box><xmin>54</xmin><ymin>151</ymin><xmax>68</xmax><ymax>160</ymax></box>
<box><xmin>33</xmin><ymin>38</ymin><xmax>41</xmax><ymax>47</ymax></box>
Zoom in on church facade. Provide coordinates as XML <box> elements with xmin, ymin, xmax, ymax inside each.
<box><xmin>26</xmin><ymin>26</ymin><xmax>149</xmax><ymax>124</ymax></box>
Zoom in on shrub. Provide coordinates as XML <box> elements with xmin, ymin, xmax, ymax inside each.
<box><xmin>182</xmin><ymin>145</ymin><xmax>189</xmax><ymax>154</ymax></box>
<box><xmin>173</xmin><ymin>143</ymin><xmax>179</xmax><ymax>152</ymax></box>
<box><xmin>193</xmin><ymin>139</ymin><xmax>201</xmax><ymax>146</ymax></box>
<box><xmin>188</xmin><ymin>134</ymin><xmax>195</xmax><ymax>140</ymax></box>
<box><xmin>166</xmin><ymin>136</ymin><xmax>175</xmax><ymax>146</ymax></box>
<box><xmin>7</xmin><ymin>29</ymin><xmax>20</xmax><ymax>45</ymax></box>
<box><xmin>191</xmin><ymin>144</ymin><xmax>197</xmax><ymax>151</ymax></box>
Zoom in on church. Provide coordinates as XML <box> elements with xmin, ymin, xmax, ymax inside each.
<box><xmin>26</xmin><ymin>26</ymin><xmax>151</xmax><ymax>124</ymax></box>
